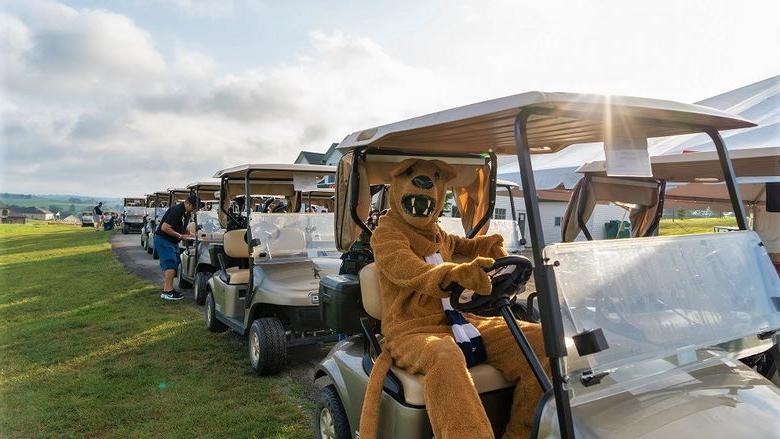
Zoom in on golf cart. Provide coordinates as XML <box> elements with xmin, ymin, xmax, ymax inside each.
<box><xmin>142</xmin><ymin>191</ymin><xmax>170</xmax><ymax>258</ymax></box>
<box><xmin>80</xmin><ymin>211</ymin><xmax>94</xmax><ymax>227</ymax></box>
<box><xmin>439</xmin><ymin>179</ymin><xmax>527</xmax><ymax>253</ymax></box>
<box><xmin>313</xmin><ymin>92</ymin><xmax>780</xmax><ymax>439</ymax></box>
<box><xmin>570</xmin><ymin>147</ymin><xmax>780</xmax><ymax>385</ymax></box>
<box><xmin>139</xmin><ymin>194</ymin><xmax>156</xmax><ymax>248</ymax></box>
<box><xmin>204</xmin><ymin>163</ymin><xmax>341</xmax><ymax>375</ymax></box>
<box><xmin>121</xmin><ymin>197</ymin><xmax>146</xmax><ymax>234</ymax></box>
<box><xmin>175</xmin><ymin>181</ymin><xmax>222</xmax><ymax>305</ymax></box>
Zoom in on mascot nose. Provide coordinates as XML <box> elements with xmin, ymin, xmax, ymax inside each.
<box><xmin>412</xmin><ymin>175</ymin><xmax>434</xmax><ymax>189</ymax></box>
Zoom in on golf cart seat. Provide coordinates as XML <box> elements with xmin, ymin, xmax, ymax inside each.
<box><xmin>359</xmin><ymin>263</ymin><xmax>515</xmax><ymax>406</ymax></box>
<box><xmin>222</xmin><ymin>229</ymin><xmax>250</xmax><ymax>285</ymax></box>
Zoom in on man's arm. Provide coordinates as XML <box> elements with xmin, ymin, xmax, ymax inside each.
<box><xmin>160</xmin><ymin>222</ymin><xmax>186</xmax><ymax>240</ymax></box>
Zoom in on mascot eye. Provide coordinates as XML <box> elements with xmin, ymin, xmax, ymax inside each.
<box><xmin>433</xmin><ymin>171</ymin><xmax>441</xmax><ymax>180</ymax></box>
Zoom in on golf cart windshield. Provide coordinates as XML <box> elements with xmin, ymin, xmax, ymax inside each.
<box><xmin>545</xmin><ymin>231</ymin><xmax>780</xmax><ymax>376</ymax></box>
<box><xmin>124</xmin><ymin>207</ymin><xmax>146</xmax><ymax>216</ymax></box>
<box><xmin>249</xmin><ymin>212</ymin><xmax>337</xmax><ymax>259</ymax></box>
<box><xmin>197</xmin><ymin>209</ymin><xmax>221</xmax><ymax>233</ymax></box>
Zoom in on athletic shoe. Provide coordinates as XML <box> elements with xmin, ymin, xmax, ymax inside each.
<box><xmin>160</xmin><ymin>291</ymin><xmax>184</xmax><ymax>301</ymax></box>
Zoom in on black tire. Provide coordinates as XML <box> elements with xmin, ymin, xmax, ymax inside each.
<box><xmin>314</xmin><ymin>385</ymin><xmax>350</xmax><ymax>439</ymax></box>
<box><xmin>145</xmin><ymin>237</ymin><xmax>152</xmax><ymax>254</ymax></box>
<box><xmin>248</xmin><ymin>317</ymin><xmax>287</xmax><ymax>375</ymax></box>
<box><xmin>175</xmin><ymin>262</ymin><xmax>192</xmax><ymax>289</ymax></box>
<box><xmin>152</xmin><ymin>246</ymin><xmax>159</xmax><ymax>260</ymax></box>
<box><xmin>122</xmin><ymin>224</ymin><xmax>129</xmax><ymax>234</ymax></box>
<box><xmin>205</xmin><ymin>291</ymin><xmax>227</xmax><ymax>333</ymax></box>
<box><xmin>193</xmin><ymin>271</ymin><xmax>211</xmax><ymax>306</ymax></box>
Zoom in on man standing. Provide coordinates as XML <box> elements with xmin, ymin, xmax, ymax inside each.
<box><xmin>155</xmin><ymin>194</ymin><xmax>195</xmax><ymax>301</ymax></box>
<box><xmin>92</xmin><ymin>202</ymin><xmax>103</xmax><ymax>231</ymax></box>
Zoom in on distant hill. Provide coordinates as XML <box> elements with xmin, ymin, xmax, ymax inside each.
<box><xmin>0</xmin><ymin>193</ymin><xmax>122</xmax><ymax>216</ymax></box>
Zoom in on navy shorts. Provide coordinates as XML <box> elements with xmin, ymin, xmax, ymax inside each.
<box><xmin>154</xmin><ymin>234</ymin><xmax>180</xmax><ymax>272</ymax></box>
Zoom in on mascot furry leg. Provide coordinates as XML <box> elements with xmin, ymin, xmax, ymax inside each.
<box><xmin>473</xmin><ymin>317</ymin><xmax>548</xmax><ymax>438</ymax></box>
<box><xmin>360</xmin><ymin>334</ymin><xmax>495</xmax><ymax>439</ymax></box>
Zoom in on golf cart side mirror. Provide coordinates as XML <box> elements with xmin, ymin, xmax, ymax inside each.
<box><xmin>767</xmin><ymin>182</ymin><xmax>780</xmax><ymax>213</ymax></box>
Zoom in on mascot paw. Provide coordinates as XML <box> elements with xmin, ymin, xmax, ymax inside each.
<box><xmin>442</xmin><ymin>257</ymin><xmax>494</xmax><ymax>295</ymax></box>
<box><xmin>485</xmin><ymin>234</ymin><xmax>508</xmax><ymax>258</ymax></box>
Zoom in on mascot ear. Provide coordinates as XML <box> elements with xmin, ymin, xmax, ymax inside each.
<box><xmin>431</xmin><ymin>160</ymin><xmax>457</xmax><ymax>183</ymax></box>
<box><xmin>390</xmin><ymin>159</ymin><xmax>419</xmax><ymax>178</ymax></box>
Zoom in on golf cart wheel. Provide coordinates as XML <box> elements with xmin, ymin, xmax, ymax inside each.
<box><xmin>175</xmin><ymin>262</ymin><xmax>192</xmax><ymax>289</ymax></box>
<box><xmin>145</xmin><ymin>238</ymin><xmax>152</xmax><ymax>254</ymax></box>
<box><xmin>248</xmin><ymin>318</ymin><xmax>287</xmax><ymax>375</ymax></box>
<box><xmin>122</xmin><ymin>224</ymin><xmax>129</xmax><ymax>234</ymax></box>
<box><xmin>193</xmin><ymin>272</ymin><xmax>210</xmax><ymax>306</ymax></box>
<box><xmin>205</xmin><ymin>291</ymin><xmax>227</xmax><ymax>333</ymax></box>
<box><xmin>315</xmin><ymin>385</ymin><xmax>350</xmax><ymax>439</ymax></box>
<box><xmin>152</xmin><ymin>246</ymin><xmax>159</xmax><ymax>260</ymax></box>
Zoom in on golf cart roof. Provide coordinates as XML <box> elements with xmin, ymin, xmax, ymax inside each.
<box><xmin>496</xmin><ymin>179</ymin><xmax>519</xmax><ymax>188</ymax></box>
<box><xmin>212</xmin><ymin>163</ymin><xmax>336</xmax><ymax>180</ymax></box>
<box><xmin>337</xmin><ymin>92</ymin><xmax>754</xmax><ymax>155</ymax></box>
<box><xmin>575</xmin><ymin>147</ymin><xmax>779</xmax><ymax>207</ymax></box>
<box><xmin>576</xmin><ymin>146</ymin><xmax>780</xmax><ymax>182</ymax></box>
<box><xmin>154</xmin><ymin>191</ymin><xmax>169</xmax><ymax>197</ymax></box>
<box><xmin>167</xmin><ymin>187</ymin><xmax>189</xmax><ymax>193</ymax></box>
<box><xmin>186</xmin><ymin>181</ymin><xmax>220</xmax><ymax>190</ymax></box>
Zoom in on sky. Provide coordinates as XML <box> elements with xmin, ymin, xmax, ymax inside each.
<box><xmin>1</xmin><ymin>0</ymin><xmax>779</xmax><ymax>197</ymax></box>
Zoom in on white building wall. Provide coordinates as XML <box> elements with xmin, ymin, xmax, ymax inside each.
<box><xmin>494</xmin><ymin>194</ymin><xmax>628</xmax><ymax>246</ymax></box>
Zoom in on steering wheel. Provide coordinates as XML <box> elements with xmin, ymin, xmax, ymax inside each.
<box><xmin>449</xmin><ymin>255</ymin><xmax>533</xmax><ymax>313</ymax></box>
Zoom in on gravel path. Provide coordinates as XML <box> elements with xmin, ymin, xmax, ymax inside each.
<box><xmin>109</xmin><ymin>231</ymin><xmax>329</xmax><ymax>405</ymax></box>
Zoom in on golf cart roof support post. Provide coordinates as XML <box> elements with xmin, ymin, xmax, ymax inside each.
<box><xmin>350</xmin><ymin>150</ymin><xmax>373</xmax><ymax>237</ymax></box>
<box><xmin>513</xmin><ymin>109</ymin><xmax>575</xmax><ymax>439</ymax></box>
<box><xmin>466</xmin><ymin>152</ymin><xmax>498</xmax><ymax>238</ymax></box>
<box><xmin>706</xmin><ymin>129</ymin><xmax>748</xmax><ymax>229</ymax></box>
<box><xmin>244</xmin><ymin>169</ymin><xmax>255</xmax><ymax>309</ymax></box>
<box><xmin>504</xmin><ymin>183</ymin><xmax>518</xmax><ymax>223</ymax></box>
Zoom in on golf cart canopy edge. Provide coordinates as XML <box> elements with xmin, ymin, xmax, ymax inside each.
<box><xmin>337</xmin><ymin>92</ymin><xmax>754</xmax><ymax>155</ymax></box>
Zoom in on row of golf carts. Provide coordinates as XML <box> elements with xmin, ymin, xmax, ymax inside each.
<box><xmin>127</xmin><ymin>91</ymin><xmax>779</xmax><ymax>438</ymax></box>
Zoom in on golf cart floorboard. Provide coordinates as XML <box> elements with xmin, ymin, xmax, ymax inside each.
<box><xmin>215</xmin><ymin>311</ymin><xmax>337</xmax><ymax>346</ymax></box>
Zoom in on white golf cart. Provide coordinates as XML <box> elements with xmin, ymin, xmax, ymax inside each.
<box><xmin>204</xmin><ymin>163</ymin><xmax>341</xmax><ymax>375</ymax></box>
<box><xmin>569</xmin><ymin>146</ymin><xmax>780</xmax><ymax>385</ymax></box>
<box><xmin>80</xmin><ymin>211</ymin><xmax>94</xmax><ymax>227</ymax></box>
<box><xmin>313</xmin><ymin>92</ymin><xmax>780</xmax><ymax>438</ymax></box>
<box><xmin>121</xmin><ymin>197</ymin><xmax>146</xmax><ymax>234</ymax></box>
<box><xmin>175</xmin><ymin>181</ymin><xmax>222</xmax><ymax>305</ymax></box>
<box><xmin>141</xmin><ymin>191</ymin><xmax>169</xmax><ymax>257</ymax></box>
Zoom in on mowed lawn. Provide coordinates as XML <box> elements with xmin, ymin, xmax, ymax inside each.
<box><xmin>0</xmin><ymin>224</ymin><xmax>313</xmax><ymax>438</ymax></box>
<box><xmin>658</xmin><ymin>217</ymin><xmax>737</xmax><ymax>235</ymax></box>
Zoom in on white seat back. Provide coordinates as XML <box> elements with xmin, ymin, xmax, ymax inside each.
<box><xmin>223</xmin><ymin>229</ymin><xmax>249</xmax><ymax>258</ymax></box>
<box><xmin>359</xmin><ymin>263</ymin><xmax>382</xmax><ymax>319</ymax></box>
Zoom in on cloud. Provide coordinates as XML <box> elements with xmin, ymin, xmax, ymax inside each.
<box><xmin>3</xmin><ymin>1</ymin><xmax>166</xmax><ymax>98</ymax></box>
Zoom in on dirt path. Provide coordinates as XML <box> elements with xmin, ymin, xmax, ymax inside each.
<box><xmin>109</xmin><ymin>231</ymin><xmax>329</xmax><ymax>405</ymax></box>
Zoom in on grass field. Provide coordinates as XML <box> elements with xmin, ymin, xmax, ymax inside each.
<box><xmin>658</xmin><ymin>217</ymin><xmax>737</xmax><ymax>236</ymax></box>
<box><xmin>0</xmin><ymin>223</ymin><xmax>313</xmax><ymax>438</ymax></box>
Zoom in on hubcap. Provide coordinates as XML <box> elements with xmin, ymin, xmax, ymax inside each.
<box><xmin>250</xmin><ymin>332</ymin><xmax>260</xmax><ymax>365</ymax></box>
<box><xmin>319</xmin><ymin>407</ymin><xmax>335</xmax><ymax>439</ymax></box>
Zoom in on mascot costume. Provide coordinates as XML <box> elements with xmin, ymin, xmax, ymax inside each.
<box><xmin>359</xmin><ymin>159</ymin><xmax>548</xmax><ymax>439</ymax></box>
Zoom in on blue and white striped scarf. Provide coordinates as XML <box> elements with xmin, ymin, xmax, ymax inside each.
<box><xmin>426</xmin><ymin>253</ymin><xmax>487</xmax><ymax>367</ymax></box>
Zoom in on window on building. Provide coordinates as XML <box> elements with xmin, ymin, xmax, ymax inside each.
<box><xmin>494</xmin><ymin>208</ymin><xmax>507</xmax><ymax>220</ymax></box>
<box><xmin>554</xmin><ymin>216</ymin><xmax>562</xmax><ymax>226</ymax></box>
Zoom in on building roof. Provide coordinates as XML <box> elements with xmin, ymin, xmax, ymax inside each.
<box><xmin>294</xmin><ymin>151</ymin><xmax>325</xmax><ymax>164</ymax></box>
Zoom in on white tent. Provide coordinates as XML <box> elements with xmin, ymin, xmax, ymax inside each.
<box><xmin>498</xmin><ymin>75</ymin><xmax>780</xmax><ymax>187</ymax></box>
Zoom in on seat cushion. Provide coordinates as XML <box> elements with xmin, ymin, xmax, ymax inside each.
<box><xmin>391</xmin><ymin>363</ymin><xmax>514</xmax><ymax>406</ymax></box>
<box><xmin>226</xmin><ymin>267</ymin><xmax>249</xmax><ymax>285</ymax></box>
